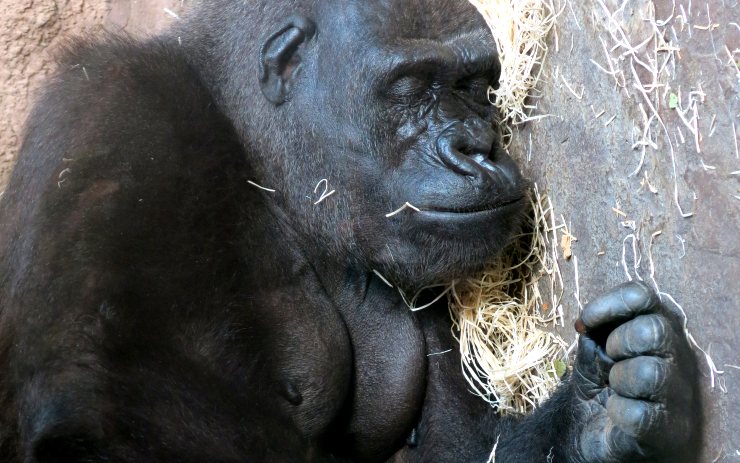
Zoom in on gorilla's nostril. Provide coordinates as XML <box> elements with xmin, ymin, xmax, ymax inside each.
<box><xmin>436</xmin><ymin>134</ymin><xmax>487</xmax><ymax>180</ymax></box>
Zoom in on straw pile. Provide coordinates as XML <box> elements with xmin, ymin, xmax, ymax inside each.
<box><xmin>468</xmin><ymin>0</ymin><xmax>560</xmax><ymax>146</ymax></box>
<box><xmin>449</xmin><ymin>191</ymin><xmax>569</xmax><ymax>414</ymax></box>
<box><xmin>448</xmin><ymin>0</ymin><xmax>566</xmax><ymax>414</ymax></box>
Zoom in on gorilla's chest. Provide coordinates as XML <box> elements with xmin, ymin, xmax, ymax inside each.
<box><xmin>246</xmin><ymin>275</ymin><xmax>353</xmax><ymax>439</ymax></box>
<box><xmin>252</xmin><ymin>270</ymin><xmax>428</xmax><ymax>459</ymax></box>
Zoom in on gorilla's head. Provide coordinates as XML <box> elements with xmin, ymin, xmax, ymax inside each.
<box><xmin>188</xmin><ymin>0</ymin><xmax>527</xmax><ymax>291</ymax></box>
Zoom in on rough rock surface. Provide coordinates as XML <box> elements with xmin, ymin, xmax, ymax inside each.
<box><xmin>509</xmin><ymin>1</ymin><xmax>739</xmax><ymax>461</ymax></box>
<box><xmin>0</xmin><ymin>0</ymin><xmax>107</xmax><ymax>190</ymax></box>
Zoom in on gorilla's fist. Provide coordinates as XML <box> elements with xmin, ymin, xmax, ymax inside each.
<box><xmin>571</xmin><ymin>282</ymin><xmax>699</xmax><ymax>463</ymax></box>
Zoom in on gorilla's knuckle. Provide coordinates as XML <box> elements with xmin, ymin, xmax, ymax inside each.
<box><xmin>633</xmin><ymin>315</ymin><xmax>667</xmax><ymax>350</ymax></box>
<box><xmin>610</xmin><ymin>356</ymin><xmax>669</xmax><ymax>401</ymax></box>
<box><xmin>620</xmin><ymin>281</ymin><xmax>658</xmax><ymax>313</ymax></box>
<box><xmin>634</xmin><ymin>358</ymin><xmax>665</xmax><ymax>393</ymax></box>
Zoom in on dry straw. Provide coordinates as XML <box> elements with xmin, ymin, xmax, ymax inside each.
<box><xmin>449</xmin><ymin>191</ymin><xmax>568</xmax><ymax>414</ymax></box>
<box><xmin>468</xmin><ymin>0</ymin><xmax>561</xmax><ymax>147</ymax></box>
<box><xmin>448</xmin><ymin>0</ymin><xmax>566</xmax><ymax>414</ymax></box>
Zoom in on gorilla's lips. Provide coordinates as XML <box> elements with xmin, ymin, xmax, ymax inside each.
<box><xmin>422</xmin><ymin>194</ymin><xmax>525</xmax><ymax>215</ymax></box>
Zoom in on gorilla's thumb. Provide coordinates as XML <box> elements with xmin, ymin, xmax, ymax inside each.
<box><xmin>573</xmin><ymin>336</ymin><xmax>615</xmax><ymax>400</ymax></box>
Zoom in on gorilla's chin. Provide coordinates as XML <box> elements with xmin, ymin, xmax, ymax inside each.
<box><xmin>375</xmin><ymin>198</ymin><xmax>526</xmax><ymax>292</ymax></box>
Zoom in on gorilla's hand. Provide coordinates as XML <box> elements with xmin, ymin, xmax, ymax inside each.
<box><xmin>571</xmin><ymin>282</ymin><xmax>698</xmax><ymax>463</ymax></box>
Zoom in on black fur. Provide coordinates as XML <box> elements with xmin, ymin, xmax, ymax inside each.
<box><xmin>0</xmin><ymin>1</ymin><xmax>700</xmax><ymax>462</ymax></box>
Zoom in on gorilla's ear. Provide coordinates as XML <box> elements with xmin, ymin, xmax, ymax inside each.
<box><xmin>259</xmin><ymin>16</ymin><xmax>317</xmax><ymax>105</ymax></box>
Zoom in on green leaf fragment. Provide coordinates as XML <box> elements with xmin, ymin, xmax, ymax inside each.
<box><xmin>554</xmin><ymin>359</ymin><xmax>567</xmax><ymax>378</ymax></box>
<box><xmin>668</xmin><ymin>93</ymin><xmax>678</xmax><ymax>109</ymax></box>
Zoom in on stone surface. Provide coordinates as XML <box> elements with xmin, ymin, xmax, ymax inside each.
<box><xmin>0</xmin><ymin>0</ymin><xmax>108</xmax><ymax>191</ymax></box>
<box><xmin>104</xmin><ymin>0</ymin><xmax>187</xmax><ymax>36</ymax></box>
<box><xmin>507</xmin><ymin>1</ymin><xmax>739</xmax><ymax>461</ymax></box>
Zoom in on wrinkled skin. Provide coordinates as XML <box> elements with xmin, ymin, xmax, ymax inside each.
<box><xmin>0</xmin><ymin>0</ymin><xmax>700</xmax><ymax>461</ymax></box>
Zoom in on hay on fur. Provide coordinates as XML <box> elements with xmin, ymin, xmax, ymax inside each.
<box><xmin>468</xmin><ymin>0</ymin><xmax>561</xmax><ymax>147</ymax></box>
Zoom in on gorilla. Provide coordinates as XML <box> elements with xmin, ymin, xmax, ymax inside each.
<box><xmin>0</xmin><ymin>0</ymin><xmax>701</xmax><ymax>461</ymax></box>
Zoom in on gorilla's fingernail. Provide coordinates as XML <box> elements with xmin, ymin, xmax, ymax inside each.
<box><xmin>575</xmin><ymin>318</ymin><xmax>588</xmax><ymax>334</ymax></box>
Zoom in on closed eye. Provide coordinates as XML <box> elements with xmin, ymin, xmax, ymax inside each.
<box><xmin>454</xmin><ymin>76</ymin><xmax>492</xmax><ymax>102</ymax></box>
<box><xmin>388</xmin><ymin>75</ymin><xmax>431</xmax><ymax>101</ymax></box>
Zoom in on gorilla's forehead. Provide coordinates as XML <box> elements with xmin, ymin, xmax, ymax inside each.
<box><xmin>332</xmin><ymin>0</ymin><xmax>489</xmax><ymax>41</ymax></box>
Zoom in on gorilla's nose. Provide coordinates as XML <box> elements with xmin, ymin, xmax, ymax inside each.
<box><xmin>435</xmin><ymin>122</ymin><xmax>500</xmax><ymax>185</ymax></box>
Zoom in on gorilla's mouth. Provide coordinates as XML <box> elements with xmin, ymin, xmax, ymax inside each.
<box><xmin>421</xmin><ymin>194</ymin><xmax>525</xmax><ymax>216</ymax></box>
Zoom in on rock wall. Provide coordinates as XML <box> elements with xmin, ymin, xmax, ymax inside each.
<box><xmin>1</xmin><ymin>0</ymin><xmax>106</xmax><ymax>190</ymax></box>
<box><xmin>511</xmin><ymin>1</ymin><xmax>739</xmax><ymax>460</ymax></box>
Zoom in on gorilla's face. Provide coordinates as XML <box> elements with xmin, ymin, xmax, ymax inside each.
<box><xmin>268</xmin><ymin>0</ymin><xmax>527</xmax><ymax>290</ymax></box>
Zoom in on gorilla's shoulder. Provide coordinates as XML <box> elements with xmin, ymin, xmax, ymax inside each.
<box><xmin>30</xmin><ymin>35</ymin><xmax>222</xmax><ymax>140</ymax></box>
<box><xmin>3</xmin><ymin>35</ymin><xmax>246</xmax><ymax>244</ymax></box>
<box><xmin>54</xmin><ymin>35</ymin><xmax>203</xmax><ymax>102</ymax></box>
<box><xmin>9</xmin><ymin>35</ymin><xmax>243</xmax><ymax>207</ymax></box>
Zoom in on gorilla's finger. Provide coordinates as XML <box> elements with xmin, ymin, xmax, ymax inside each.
<box><xmin>580</xmin><ymin>282</ymin><xmax>659</xmax><ymax>331</ymax></box>
<box><xmin>574</xmin><ymin>336</ymin><xmax>615</xmax><ymax>398</ymax></box>
<box><xmin>606</xmin><ymin>314</ymin><xmax>672</xmax><ymax>360</ymax></box>
<box><xmin>604</xmin><ymin>424</ymin><xmax>644</xmax><ymax>460</ymax></box>
<box><xmin>607</xmin><ymin>395</ymin><xmax>662</xmax><ymax>440</ymax></box>
<box><xmin>577</xmin><ymin>412</ymin><xmax>641</xmax><ymax>462</ymax></box>
<box><xmin>609</xmin><ymin>356</ymin><xmax>669</xmax><ymax>400</ymax></box>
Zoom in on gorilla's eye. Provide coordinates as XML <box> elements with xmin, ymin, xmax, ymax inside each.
<box><xmin>388</xmin><ymin>75</ymin><xmax>432</xmax><ymax>103</ymax></box>
<box><xmin>455</xmin><ymin>76</ymin><xmax>492</xmax><ymax>102</ymax></box>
